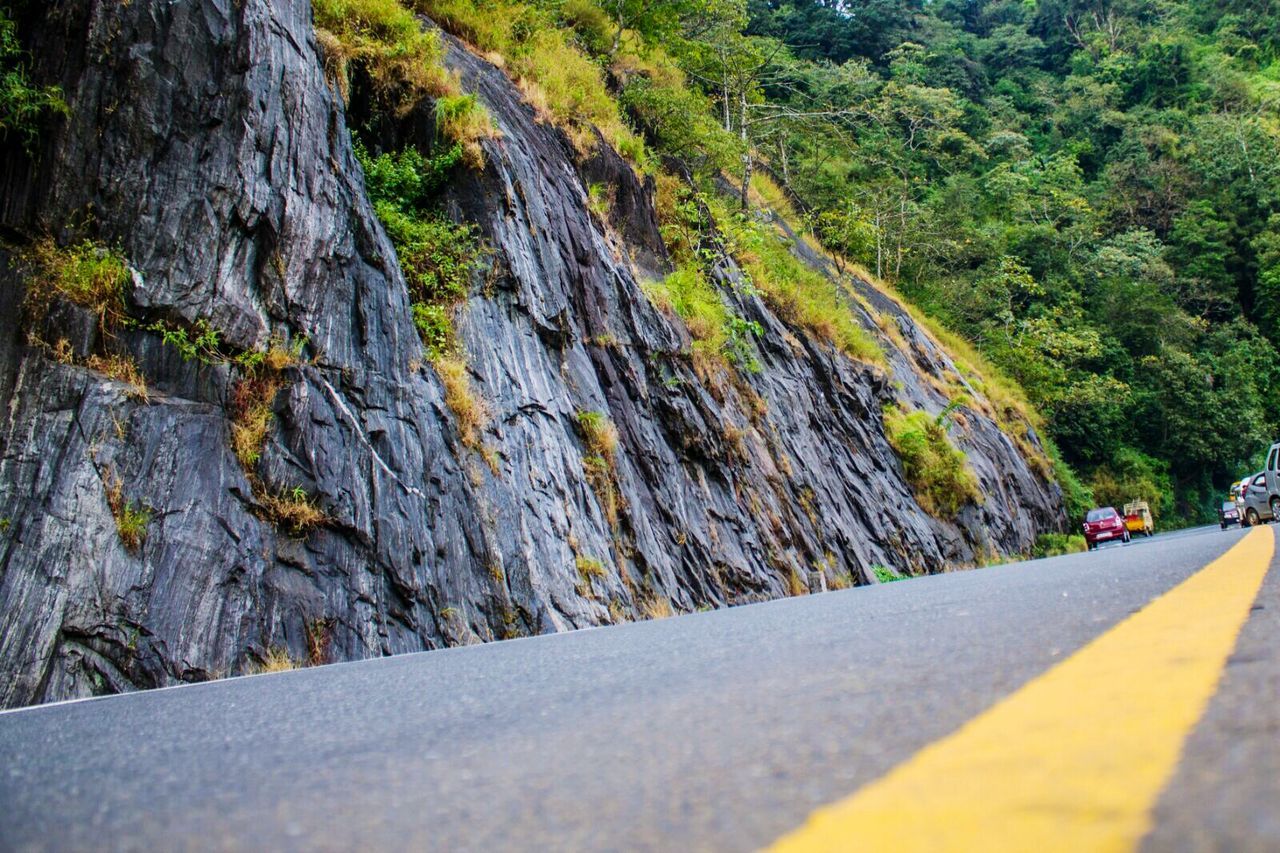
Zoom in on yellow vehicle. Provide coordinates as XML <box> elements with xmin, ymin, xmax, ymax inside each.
<box><xmin>1123</xmin><ymin>501</ymin><xmax>1154</xmax><ymax>537</ymax></box>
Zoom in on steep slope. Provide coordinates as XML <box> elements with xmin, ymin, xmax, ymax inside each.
<box><xmin>0</xmin><ymin>0</ymin><xmax>1063</xmax><ymax>707</ymax></box>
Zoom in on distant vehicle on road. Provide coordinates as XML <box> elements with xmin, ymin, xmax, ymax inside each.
<box><xmin>1218</xmin><ymin>501</ymin><xmax>1241</xmax><ymax>529</ymax></box>
<box><xmin>1123</xmin><ymin>501</ymin><xmax>1153</xmax><ymax>537</ymax></box>
<box><xmin>1240</xmin><ymin>471</ymin><xmax>1279</xmax><ymax>527</ymax></box>
<box><xmin>1083</xmin><ymin>507</ymin><xmax>1130</xmax><ymax>550</ymax></box>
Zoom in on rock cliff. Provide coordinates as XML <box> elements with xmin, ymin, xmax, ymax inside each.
<box><xmin>0</xmin><ymin>0</ymin><xmax>1063</xmax><ymax>707</ymax></box>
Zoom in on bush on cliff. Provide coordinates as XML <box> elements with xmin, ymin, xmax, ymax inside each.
<box><xmin>884</xmin><ymin>406</ymin><xmax>982</xmax><ymax>519</ymax></box>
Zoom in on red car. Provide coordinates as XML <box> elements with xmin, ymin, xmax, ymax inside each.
<box><xmin>1083</xmin><ymin>506</ymin><xmax>1130</xmax><ymax>550</ymax></box>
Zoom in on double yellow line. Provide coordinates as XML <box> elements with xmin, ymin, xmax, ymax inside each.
<box><xmin>772</xmin><ymin>526</ymin><xmax>1275</xmax><ymax>852</ymax></box>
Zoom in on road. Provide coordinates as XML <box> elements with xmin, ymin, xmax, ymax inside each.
<box><xmin>2</xmin><ymin>524</ymin><xmax>1277</xmax><ymax>852</ymax></box>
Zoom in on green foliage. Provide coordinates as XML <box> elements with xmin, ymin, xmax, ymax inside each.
<box><xmin>311</xmin><ymin>0</ymin><xmax>452</xmax><ymax>113</ymax></box>
<box><xmin>884</xmin><ymin>405</ymin><xmax>982</xmax><ymax>519</ymax></box>
<box><xmin>1032</xmin><ymin>534</ymin><xmax>1087</xmax><ymax>559</ymax></box>
<box><xmin>357</xmin><ymin>142</ymin><xmax>462</xmax><ymax>204</ymax></box>
<box><xmin>417</xmin><ymin>0</ymin><xmax>648</xmax><ymax>160</ymax></box>
<box><xmin>355</xmin><ymin>143</ymin><xmax>482</xmax><ymax>359</ymax></box>
<box><xmin>412</xmin><ymin>303</ymin><xmax>452</xmax><ymax>361</ymax></box>
<box><xmin>719</xmin><ymin>0</ymin><xmax>1280</xmax><ymax>526</ymax></box>
<box><xmin>714</xmin><ymin>199</ymin><xmax>884</xmax><ymax>365</ymax></box>
<box><xmin>22</xmin><ymin>239</ymin><xmax>130</xmax><ymax>333</ymax></box>
<box><xmin>148</xmin><ymin>319</ymin><xmax>223</xmax><ymax>364</ymax></box>
<box><xmin>872</xmin><ymin>564</ymin><xmax>903</xmax><ymax>583</ymax></box>
<box><xmin>619</xmin><ymin>74</ymin><xmax>739</xmax><ymax>174</ymax></box>
<box><xmin>0</xmin><ymin>8</ymin><xmax>67</xmax><ymax>148</ymax></box>
<box><xmin>1044</xmin><ymin>436</ymin><xmax>1094</xmax><ymax>524</ymax></box>
<box><xmin>433</xmin><ymin>93</ymin><xmax>496</xmax><ymax>168</ymax></box>
<box><xmin>643</xmin><ymin>263</ymin><xmax>761</xmax><ymax>373</ymax></box>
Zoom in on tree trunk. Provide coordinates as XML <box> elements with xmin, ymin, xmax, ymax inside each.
<box><xmin>738</xmin><ymin>91</ymin><xmax>751</xmax><ymax>211</ymax></box>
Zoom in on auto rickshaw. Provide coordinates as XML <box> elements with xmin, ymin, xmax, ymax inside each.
<box><xmin>1123</xmin><ymin>500</ymin><xmax>1154</xmax><ymax>537</ymax></box>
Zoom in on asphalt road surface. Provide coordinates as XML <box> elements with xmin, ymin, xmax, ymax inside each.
<box><xmin>2</xmin><ymin>523</ymin><xmax>1277</xmax><ymax>852</ymax></box>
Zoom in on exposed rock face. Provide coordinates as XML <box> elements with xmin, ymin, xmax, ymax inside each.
<box><xmin>0</xmin><ymin>0</ymin><xmax>1064</xmax><ymax>707</ymax></box>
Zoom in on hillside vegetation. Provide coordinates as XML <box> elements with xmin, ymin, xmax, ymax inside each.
<box><xmin>746</xmin><ymin>0</ymin><xmax>1280</xmax><ymax>523</ymax></box>
<box><xmin>307</xmin><ymin>0</ymin><xmax>1280</xmax><ymax>526</ymax></box>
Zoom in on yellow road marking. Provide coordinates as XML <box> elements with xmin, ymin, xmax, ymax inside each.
<box><xmin>771</xmin><ymin>526</ymin><xmax>1275</xmax><ymax>853</ymax></box>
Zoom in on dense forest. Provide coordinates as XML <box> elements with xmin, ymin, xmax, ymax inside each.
<box><xmin>741</xmin><ymin>0</ymin><xmax>1280</xmax><ymax>524</ymax></box>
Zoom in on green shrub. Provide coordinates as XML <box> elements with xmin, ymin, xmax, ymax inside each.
<box><xmin>619</xmin><ymin>75</ymin><xmax>738</xmax><ymax>175</ymax></box>
<box><xmin>373</xmin><ymin>200</ymin><xmax>478</xmax><ymax>304</ymax></box>
<box><xmin>1032</xmin><ymin>533</ymin><xmax>1087</xmax><ymax>558</ymax></box>
<box><xmin>884</xmin><ymin>405</ymin><xmax>982</xmax><ymax>518</ymax></box>
<box><xmin>357</xmin><ymin>143</ymin><xmax>463</xmax><ymax>204</ymax></box>
<box><xmin>356</xmin><ymin>143</ymin><xmax>482</xmax><ymax>358</ymax></box>
<box><xmin>643</xmin><ymin>264</ymin><xmax>762</xmax><ymax>374</ymax></box>
<box><xmin>413</xmin><ymin>303</ymin><xmax>452</xmax><ymax>360</ymax></box>
<box><xmin>872</xmin><ymin>564</ymin><xmax>904</xmax><ymax>583</ymax></box>
<box><xmin>434</xmin><ymin>93</ymin><xmax>497</xmax><ymax>168</ymax></box>
<box><xmin>312</xmin><ymin>0</ymin><xmax>453</xmax><ymax>113</ymax></box>
<box><xmin>0</xmin><ymin>9</ymin><xmax>67</xmax><ymax>149</ymax></box>
<box><xmin>147</xmin><ymin>318</ymin><xmax>223</xmax><ymax>364</ymax></box>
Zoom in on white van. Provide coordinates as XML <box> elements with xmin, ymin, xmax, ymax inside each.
<box><xmin>1243</xmin><ymin>442</ymin><xmax>1280</xmax><ymax>526</ymax></box>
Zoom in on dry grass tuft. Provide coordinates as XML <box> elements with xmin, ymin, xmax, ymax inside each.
<box><xmin>785</xmin><ymin>566</ymin><xmax>807</xmax><ymax>597</ymax></box>
<box><xmin>435</xmin><ymin>356</ymin><xmax>490</xmax><ymax>449</ymax></box>
<box><xmin>85</xmin><ymin>353</ymin><xmax>149</xmax><ymax>402</ymax></box>
<box><xmin>640</xmin><ymin>595</ymin><xmax>674</xmax><ymax>620</ymax></box>
<box><xmin>576</xmin><ymin>410</ymin><xmax>618</xmax><ymax>464</ymax></box>
<box><xmin>252</xmin><ymin>647</ymin><xmax>299</xmax><ymax>674</ymax></box>
<box><xmin>229</xmin><ymin>373</ymin><xmax>284</xmax><ymax>469</ymax></box>
<box><xmin>576</xmin><ymin>410</ymin><xmax>620</xmax><ymax>525</ymax></box>
<box><xmin>258</xmin><ymin>487</ymin><xmax>328</xmax><ymax>536</ymax></box>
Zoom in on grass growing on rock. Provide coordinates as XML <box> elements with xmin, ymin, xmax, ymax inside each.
<box><xmin>229</xmin><ymin>372</ymin><xmax>284</xmax><ymax>469</ymax></box>
<box><xmin>711</xmin><ymin>197</ymin><xmax>883</xmax><ymax>366</ymax></box>
<box><xmin>21</xmin><ymin>239</ymin><xmax>130</xmax><ymax>333</ymax></box>
<box><xmin>251</xmin><ymin>647</ymin><xmax>300</xmax><ymax>674</ymax></box>
<box><xmin>85</xmin><ymin>353</ymin><xmax>149</xmax><ymax>402</ymax></box>
<box><xmin>312</xmin><ymin>0</ymin><xmax>453</xmax><ymax>113</ymax></box>
<box><xmin>576</xmin><ymin>409</ymin><xmax>620</xmax><ymax>525</ymax></box>
<box><xmin>435</xmin><ymin>356</ymin><xmax>489</xmax><ymax>449</ymax></box>
<box><xmin>414</xmin><ymin>0</ymin><xmax>647</xmax><ymax>160</ymax></box>
<box><xmin>872</xmin><ymin>564</ymin><xmax>904</xmax><ymax>583</ymax></box>
<box><xmin>356</xmin><ymin>144</ymin><xmax>484</xmax><ymax>360</ymax></box>
<box><xmin>883</xmin><ymin>405</ymin><xmax>982</xmax><ymax>519</ymax></box>
<box><xmin>575</xmin><ymin>555</ymin><xmax>606</xmax><ymax>595</ymax></box>
<box><xmin>104</xmin><ymin>474</ymin><xmax>149</xmax><ymax>552</ymax></box>
<box><xmin>434</xmin><ymin>92</ymin><xmax>497</xmax><ymax>168</ymax></box>
<box><xmin>259</xmin><ymin>487</ymin><xmax>328</xmax><ymax>536</ymax></box>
